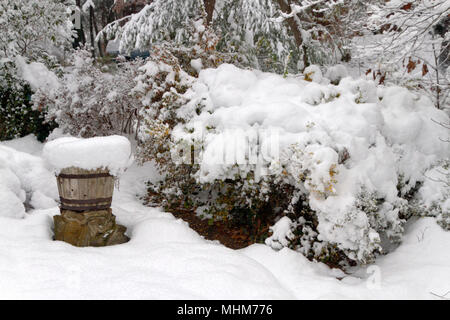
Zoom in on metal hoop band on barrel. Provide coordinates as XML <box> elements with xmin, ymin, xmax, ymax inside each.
<box><xmin>59</xmin><ymin>197</ymin><xmax>113</xmax><ymax>212</ymax></box>
<box><xmin>57</xmin><ymin>172</ymin><xmax>112</xmax><ymax>179</ymax></box>
<box><xmin>60</xmin><ymin>204</ymin><xmax>112</xmax><ymax>211</ymax></box>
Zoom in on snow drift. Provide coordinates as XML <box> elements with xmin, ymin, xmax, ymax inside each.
<box><xmin>0</xmin><ymin>137</ymin><xmax>58</xmax><ymax>219</ymax></box>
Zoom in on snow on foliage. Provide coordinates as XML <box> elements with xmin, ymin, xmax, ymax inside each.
<box><xmin>0</xmin><ymin>0</ymin><xmax>74</xmax><ymax>60</ymax></box>
<box><xmin>99</xmin><ymin>0</ymin><xmax>358</xmax><ymax>74</ymax></box>
<box><xmin>43</xmin><ymin>135</ymin><xmax>133</xmax><ymax>176</ymax></box>
<box><xmin>418</xmin><ymin>161</ymin><xmax>450</xmax><ymax>230</ymax></box>
<box><xmin>213</xmin><ymin>0</ymin><xmax>298</xmax><ymax>72</ymax></box>
<box><xmin>33</xmin><ymin>49</ymin><xmax>143</xmax><ymax>138</ymax></box>
<box><xmin>265</xmin><ymin>216</ymin><xmax>295</xmax><ymax>250</ymax></box>
<box><xmin>99</xmin><ymin>0</ymin><xmax>206</xmax><ymax>53</ymax></box>
<box><xmin>354</xmin><ymin>0</ymin><xmax>450</xmax><ymax>110</ymax></box>
<box><xmin>15</xmin><ymin>57</ymin><xmax>60</xmax><ymax>93</ymax></box>
<box><xmin>141</xmin><ymin>63</ymin><xmax>449</xmax><ymax>264</ymax></box>
<box><xmin>325</xmin><ymin>64</ymin><xmax>348</xmax><ymax>85</ymax></box>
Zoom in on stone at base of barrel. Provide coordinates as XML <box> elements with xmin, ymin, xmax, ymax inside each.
<box><xmin>53</xmin><ymin>209</ymin><xmax>129</xmax><ymax>247</ymax></box>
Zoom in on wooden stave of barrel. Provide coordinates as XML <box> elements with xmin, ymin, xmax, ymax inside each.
<box><xmin>56</xmin><ymin>167</ymin><xmax>114</xmax><ymax>212</ymax></box>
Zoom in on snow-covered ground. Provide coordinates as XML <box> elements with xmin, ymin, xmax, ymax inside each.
<box><xmin>0</xmin><ymin>135</ymin><xmax>449</xmax><ymax>299</ymax></box>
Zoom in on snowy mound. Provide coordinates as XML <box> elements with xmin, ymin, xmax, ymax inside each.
<box><xmin>173</xmin><ymin>64</ymin><xmax>450</xmax><ymax>262</ymax></box>
<box><xmin>0</xmin><ymin>143</ymin><xmax>58</xmax><ymax>219</ymax></box>
<box><xmin>43</xmin><ymin>135</ymin><xmax>133</xmax><ymax>176</ymax></box>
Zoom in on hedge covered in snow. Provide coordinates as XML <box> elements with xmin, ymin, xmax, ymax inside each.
<box><xmin>138</xmin><ymin>62</ymin><xmax>450</xmax><ymax>266</ymax></box>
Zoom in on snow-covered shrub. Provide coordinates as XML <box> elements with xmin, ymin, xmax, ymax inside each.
<box><xmin>0</xmin><ymin>0</ymin><xmax>74</xmax><ymax>141</ymax></box>
<box><xmin>140</xmin><ymin>63</ymin><xmax>449</xmax><ymax>266</ymax></box>
<box><xmin>133</xmin><ymin>44</ymin><xmax>205</xmax><ymax>211</ymax></box>
<box><xmin>159</xmin><ymin>17</ymin><xmax>242</xmax><ymax>78</ymax></box>
<box><xmin>303</xmin><ymin>65</ymin><xmax>323</xmax><ymax>83</ymax></box>
<box><xmin>33</xmin><ymin>49</ymin><xmax>144</xmax><ymax>138</ymax></box>
<box><xmin>0</xmin><ymin>61</ymin><xmax>57</xmax><ymax>141</ymax></box>
<box><xmin>416</xmin><ymin>160</ymin><xmax>450</xmax><ymax>230</ymax></box>
<box><xmin>325</xmin><ymin>65</ymin><xmax>348</xmax><ymax>85</ymax></box>
<box><xmin>133</xmin><ymin>13</ymin><xmax>235</xmax><ymax>159</ymax></box>
<box><xmin>134</xmin><ymin>45</ymin><xmax>195</xmax><ymax>131</ymax></box>
<box><xmin>438</xmin><ymin>211</ymin><xmax>450</xmax><ymax>231</ymax></box>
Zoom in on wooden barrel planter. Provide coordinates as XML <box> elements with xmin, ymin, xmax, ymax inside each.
<box><xmin>56</xmin><ymin>167</ymin><xmax>115</xmax><ymax>212</ymax></box>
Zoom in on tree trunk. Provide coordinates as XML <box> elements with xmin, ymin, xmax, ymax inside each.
<box><xmin>98</xmin><ymin>0</ymin><xmax>117</xmax><ymax>57</ymax></box>
<box><xmin>73</xmin><ymin>0</ymin><xmax>86</xmax><ymax>49</ymax></box>
<box><xmin>89</xmin><ymin>6</ymin><xmax>96</xmax><ymax>58</ymax></box>
<box><xmin>275</xmin><ymin>0</ymin><xmax>302</xmax><ymax>47</ymax></box>
<box><xmin>203</xmin><ymin>0</ymin><xmax>216</xmax><ymax>25</ymax></box>
<box><xmin>275</xmin><ymin>0</ymin><xmax>309</xmax><ymax>68</ymax></box>
<box><xmin>91</xmin><ymin>8</ymin><xmax>104</xmax><ymax>57</ymax></box>
<box><xmin>432</xmin><ymin>39</ymin><xmax>441</xmax><ymax>110</ymax></box>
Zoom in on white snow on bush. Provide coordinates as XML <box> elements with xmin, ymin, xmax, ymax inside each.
<box><xmin>325</xmin><ymin>64</ymin><xmax>348</xmax><ymax>84</ymax></box>
<box><xmin>191</xmin><ymin>58</ymin><xmax>203</xmax><ymax>73</ymax></box>
<box><xmin>15</xmin><ymin>56</ymin><xmax>60</xmax><ymax>93</ymax></box>
<box><xmin>265</xmin><ymin>217</ymin><xmax>295</xmax><ymax>250</ymax></box>
<box><xmin>0</xmin><ymin>171</ymin><xmax>26</xmax><ymax>219</ymax></box>
<box><xmin>303</xmin><ymin>64</ymin><xmax>323</xmax><ymax>83</ymax></box>
<box><xmin>172</xmin><ymin>64</ymin><xmax>450</xmax><ymax>261</ymax></box>
<box><xmin>0</xmin><ymin>143</ymin><xmax>58</xmax><ymax>218</ymax></box>
<box><xmin>0</xmin><ymin>134</ymin><xmax>43</xmax><ymax>155</ymax></box>
<box><xmin>418</xmin><ymin>165</ymin><xmax>450</xmax><ymax>216</ymax></box>
<box><xmin>43</xmin><ymin>135</ymin><xmax>133</xmax><ymax>176</ymax></box>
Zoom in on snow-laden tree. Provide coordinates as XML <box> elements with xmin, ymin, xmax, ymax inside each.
<box><xmin>354</xmin><ymin>0</ymin><xmax>450</xmax><ymax>110</ymax></box>
<box><xmin>33</xmin><ymin>49</ymin><xmax>144</xmax><ymax>138</ymax></box>
<box><xmin>98</xmin><ymin>0</ymin><xmax>206</xmax><ymax>53</ymax></box>
<box><xmin>213</xmin><ymin>0</ymin><xmax>298</xmax><ymax>73</ymax></box>
<box><xmin>76</xmin><ymin>0</ymin><xmax>119</xmax><ymax>57</ymax></box>
<box><xmin>98</xmin><ymin>0</ymin><xmax>297</xmax><ymax>72</ymax></box>
<box><xmin>0</xmin><ymin>0</ymin><xmax>75</xmax><ymax>61</ymax></box>
<box><xmin>98</xmin><ymin>0</ymin><xmax>364</xmax><ymax>73</ymax></box>
<box><xmin>271</xmin><ymin>0</ymin><xmax>366</xmax><ymax>69</ymax></box>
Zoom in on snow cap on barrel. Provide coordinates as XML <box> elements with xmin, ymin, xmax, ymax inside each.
<box><xmin>43</xmin><ymin>135</ymin><xmax>133</xmax><ymax>177</ymax></box>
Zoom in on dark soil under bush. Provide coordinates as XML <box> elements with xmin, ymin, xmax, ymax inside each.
<box><xmin>143</xmin><ymin>200</ymin><xmax>275</xmax><ymax>249</ymax></box>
